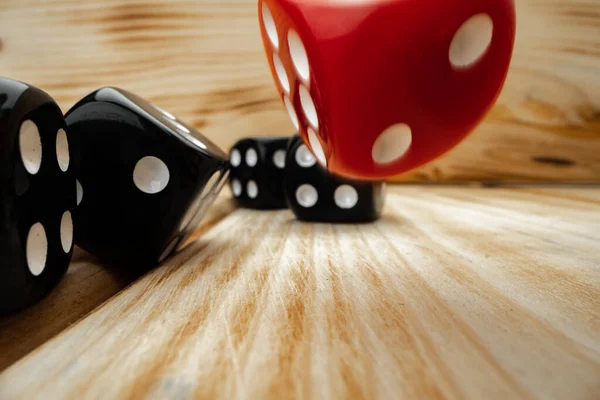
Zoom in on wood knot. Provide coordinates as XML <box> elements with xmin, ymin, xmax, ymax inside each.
<box><xmin>532</xmin><ymin>156</ymin><xmax>575</xmax><ymax>167</ymax></box>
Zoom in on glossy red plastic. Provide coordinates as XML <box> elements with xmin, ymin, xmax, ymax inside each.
<box><xmin>258</xmin><ymin>0</ymin><xmax>516</xmax><ymax>180</ymax></box>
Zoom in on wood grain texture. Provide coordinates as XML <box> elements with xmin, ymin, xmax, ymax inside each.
<box><xmin>0</xmin><ymin>0</ymin><xmax>599</xmax><ymax>182</ymax></box>
<box><xmin>0</xmin><ymin>248</ymin><xmax>140</xmax><ymax>373</ymax></box>
<box><xmin>0</xmin><ymin>186</ymin><xmax>598</xmax><ymax>400</ymax></box>
<box><xmin>0</xmin><ymin>195</ymin><xmax>235</xmax><ymax>374</ymax></box>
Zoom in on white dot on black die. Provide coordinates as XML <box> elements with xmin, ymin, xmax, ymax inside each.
<box><xmin>158</xmin><ymin>237</ymin><xmax>179</xmax><ymax>263</ymax></box>
<box><xmin>247</xmin><ymin>180</ymin><xmax>259</xmax><ymax>199</ymax></box>
<box><xmin>172</xmin><ymin>119</ymin><xmax>190</xmax><ymax>134</ymax></box>
<box><xmin>295</xmin><ymin>144</ymin><xmax>316</xmax><ymax>168</ymax></box>
<box><xmin>167</xmin><ymin>118</ymin><xmax>207</xmax><ymax>151</ymax></box>
<box><xmin>60</xmin><ymin>211</ymin><xmax>73</xmax><ymax>253</ymax></box>
<box><xmin>296</xmin><ymin>184</ymin><xmax>318</xmax><ymax>208</ymax></box>
<box><xmin>26</xmin><ymin>222</ymin><xmax>47</xmax><ymax>276</ymax></box>
<box><xmin>56</xmin><ymin>128</ymin><xmax>70</xmax><ymax>172</ymax></box>
<box><xmin>153</xmin><ymin>104</ymin><xmax>177</xmax><ymax>120</ymax></box>
<box><xmin>133</xmin><ymin>156</ymin><xmax>170</xmax><ymax>194</ymax></box>
<box><xmin>215</xmin><ymin>170</ymin><xmax>229</xmax><ymax>194</ymax></box>
<box><xmin>76</xmin><ymin>180</ymin><xmax>83</xmax><ymax>206</ymax></box>
<box><xmin>334</xmin><ymin>185</ymin><xmax>359</xmax><ymax>209</ymax></box>
<box><xmin>179</xmin><ymin>196</ymin><xmax>202</xmax><ymax>232</ymax></box>
<box><xmin>231</xmin><ymin>179</ymin><xmax>242</xmax><ymax>197</ymax></box>
<box><xmin>200</xmin><ymin>170</ymin><xmax>221</xmax><ymax>199</ymax></box>
<box><xmin>19</xmin><ymin>120</ymin><xmax>42</xmax><ymax>175</ymax></box>
<box><xmin>230</xmin><ymin>148</ymin><xmax>241</xmax><ymax>167</ymax></box>
<box><xmin>179</xmin><ymin>207</ymin><xmax>195</xmax><ymax>233</ymax></box>
<box><xmin>246</xmin><ymin>148</ymin><xmax>258</xmax><ymax>167</ymax></box>
<box><xmin>449</xmin><ymin>13</ymin><xmax>494</xmax><ymax>69</ymax></box>
<box><xmin>273</xmin><ymin>149</ymin><xmax>286</xmax><ymax>169</ymax></box>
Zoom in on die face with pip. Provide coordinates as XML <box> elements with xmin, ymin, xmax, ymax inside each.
<box><xmin>0</xmin><ymin>77</ymin><xmax>75</xmax><ymax>314</ymax></box>
<box><xmin>229</xmin><ymin>137</ymin><xmax>289</xmax><ymax>209</ymax></box>
<box><xmin>284</xmin><ymin>136</ymin><xmax>386</xmax><ymax>223</ymax></box>
<box><xmin>259</xmin><ymin>0</ymin><xmax>516</xmax><ymax>181</ymax></box>
<box><xmin>64</xmin><ymin>87</ymin><xmax>230</xmax><ymax>268</ymax></box>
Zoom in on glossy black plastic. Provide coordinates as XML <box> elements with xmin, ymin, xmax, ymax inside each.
<box><xmin>228</xmin><ymin>137</ymin><xmax>289</xmax><ymax>210</ymax></box>
<box><xmin>64</xmin><ymin>87</ymin><xmax>230</xmax><ymax>269</ymax></box>
<box><xmin>284</xmin><ymin>135</ymin><xmax>386</xmax><ymax>223</ymax></box>
<box><xmin>0</xmin><ymin>77</ymin><xmax>75</xmax><ymax>314</ymax></box>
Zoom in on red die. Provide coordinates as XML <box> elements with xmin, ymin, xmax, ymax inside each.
<box><xmin>258</xmin><ymin>0</ymin><xmax>516</xmax><ymax>180</ymax></box>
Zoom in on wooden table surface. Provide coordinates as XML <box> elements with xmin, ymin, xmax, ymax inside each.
<box><xmin>0</xmin><ymin>185</ymin><xmax>599</xmax><ymax>400</ymax></box>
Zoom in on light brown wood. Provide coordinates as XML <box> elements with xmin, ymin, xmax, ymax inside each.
<box><xmin>0</xmin><ymin>186</ymin><xmax>598</xmax><ymax>399</ymax></box>
<box><xmin>0</xmin><ymin>195</ymin><xmax>235</xmax><ymax>373</ymax></box>
<box><xmin>0</xmin><ymin>248</ymin><xmax>140</xmax><ymax>373</ymax></box>
<box><xmin>0</xmin><ymin>0</ymin><xmax>599</xmax><ymax>182</ymax></box>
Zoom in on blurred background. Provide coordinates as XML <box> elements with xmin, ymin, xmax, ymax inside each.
<box><xmin>0</xmin><ymin>0</ymin><xmax>598</xmax><ymax>183</ymax></box>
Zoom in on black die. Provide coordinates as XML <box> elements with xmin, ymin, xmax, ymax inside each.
<box><xmin>228</xmin><ymin>137</ymin><xmax>288</xmax><ymax>209</ymax></box>
<box><xmin>64</xmin><ymin>87</ymin><xmax>230</xmax><ymax>269</ymax></box>
<box><xmin>284</xmin><ymin>136</ymin><xmax>386</xmax><ymax>223</ymax></box>
<box><xmin>0</xmin><ymin>77</ymin><xmax>76</xmax><ymax>314</ymax></box>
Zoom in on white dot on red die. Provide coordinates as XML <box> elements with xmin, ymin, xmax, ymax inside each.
<box><xmin>133</xmin><ymin>156</ymin><xmax>170</xmax><ymax>194</ymax></box>
<box><xmin>308</xmin><ymin>128</ymin><xmax>326</xmax><ymax>166</ymax></box>
<box><xmin>449</xmin><ymin>13</ymin><xmax>494</xmax><ymax>69</ymax></box>
<box><xmin>26</xmin><ymin>222</ymin><xmax>47</xmax><ymax>276</ymax></box>
<box><xmin>231</xmin><ymin>179</ymin><xmax>242</xmax><ymax>197</ymax></box>
<box><xmin>246</xmin><ymin>148</ymin><xmax>258</xmax><ymax>167</ymax></box>
<box><xmin>273</xmin><ymin>54</ymin><xmax>290</xmax><ymax>94</ymax></box>
<box><xmin>295</xmin><ymin>144</ymin><xmax>316</xmax><ymax>168</ymax></box>
<box><xmin>334</xmin><ymin>185</ymin><xmax>358</xmax><ymax>209</ymax></box>
<box><xmin>247</xmin><ymin>180</ymin><xmax>258</xmax><ymax>198</ymax></box>
<box><xmin>261</xmin><ymin>3</ymin><xmax>279</xmax><ymax>49</ymax></box>
<box><xmin>283</xmin><ymin>96</ymin><xmax>299</xmax><ymax>130</ymax></box>
<box><xmin>60</xmin><ymin>211</ymin><xmax>73</xmax><ymax>253</ymax></box>
<box><xmin>299</xmin><ymin>86</ymin><xmax>318</xmax><ymax>130</ymax></box>
<box><xmin>56</xmin><ymin>128</ymin><xmax>70</xmax><ymax>172</ymax></box>
<box><xmin>372</xmin><ymin>123</ymin><xmax>413</xmax><ymax>165</ymax></box>
<box><xmin>19</xmin><ymin>120</ymin><xmax>42</xmax><ymax>175</ymax></box>
<box><xmin>296</xmin><ymin>184</ymin><xmax>318</xmax><ymax>208</ymax></box>
<box><xmin>288</xmin><ymin>30</ymin><xmax>310</xmax><ymax>83</ymax></box>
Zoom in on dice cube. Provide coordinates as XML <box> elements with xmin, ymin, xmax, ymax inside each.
<box><xmin>259</xmin><ymin>0</ymin><xmax>516</xmax><ymax>180</ymax></box>
<box><xmin>228</xmin><ymin>137</ymin><xmax>289</xmax><ymax>209</ymax></box>
<box><xmin>0</xmin><ymin>77</ymin><xmax>76</xmax><ymax>313</ymax></box>
<box><xmin>284</xmin><ymin>135</ymin><xmax>386</xmax><ymax>223</ymax></box>
<box><xmin>65</xmin><ymin>87</ymin><xmax>230</xmax><ymax>268</ymax></box>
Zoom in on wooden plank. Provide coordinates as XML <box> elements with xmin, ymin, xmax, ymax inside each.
<box><xmin>0</xmin><ymin>196</ymin><xmax>235</xmax><ymax>373</ymax></box>
<box><xmin>0</xmin><ymin>0</ymin><xmax>599</xmax><ymax>182</ymax></box>
<box><xmin>0</xmin><ymin>248</ymin><xmax>140</xmax><ymax>373</ymax></box>
<box><xmin>0</xmin><ymin>186</ymin><xmax>598</xmax><ymax>399</ymax></box>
